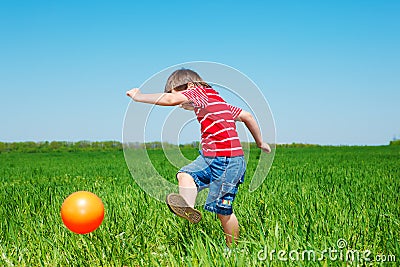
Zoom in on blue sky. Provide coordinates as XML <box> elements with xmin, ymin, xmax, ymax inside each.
<box><xmin>0</xmin><ymin>0</ymin><xmax>399</xmax><ymax>145</ymax></box>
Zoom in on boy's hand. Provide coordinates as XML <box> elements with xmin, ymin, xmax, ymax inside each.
<box><xmin>259</xmin><ymin>142</ymin><xmax>272</xmax><ymax>153</ymax></box>
<box><xmin>126</xmin><ymin>88</ymin><xmax>141</xmax><ymax>100</ymax></box>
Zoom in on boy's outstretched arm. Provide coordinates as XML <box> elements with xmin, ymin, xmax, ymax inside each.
<box><xmin>126</xmin><ymin>88</ymin><xmax>188</xmax><ymax>106</ymax></box>
<box><xmin>236</xmin><ymin>110</ymin><xmax>272</xmax><ymax>153</ymax></box>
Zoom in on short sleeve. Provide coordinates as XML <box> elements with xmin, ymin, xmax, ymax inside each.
<box><xmin>181</xmin><ymin>86</ymin><xmax>208</xmax><ymax>108</ymax></box>
<box><xmin>228</xmin><ymin>105</ymin><xmax>242</xmax><ymax>119</ymax></box>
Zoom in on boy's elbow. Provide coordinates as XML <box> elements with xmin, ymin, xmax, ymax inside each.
<box><xmin>237</xmin><ymin>110</ymin><xmax>253</xmax><ymax>122</ymax></box>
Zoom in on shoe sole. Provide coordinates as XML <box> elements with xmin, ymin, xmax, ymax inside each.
<box><xmin>166</xmin><ymin>193</ymin><xmax>202</xmax><ymax>224</ymax></box>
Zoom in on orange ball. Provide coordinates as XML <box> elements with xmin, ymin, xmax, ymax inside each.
<box><xmin>61</xmin><ymin>191</ymin><xmax>104</xmax><ymax>234</ymax></box>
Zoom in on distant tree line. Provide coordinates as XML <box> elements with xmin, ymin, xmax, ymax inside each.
<box><xmin>277</xmin><ymin>143</ymin><xmax>321</xmax><ymax>148</ymax></box>
<box><xmin>390</xmin><ymin>140</ymin><xmax>400</xmax><ymax>146</ymax></box>
<box><xmin>0</xmin><ymin>141</ymin><xmax>202</xmax><ymax>153</ymax></box>
<box><xmin>0</xmin><ymin>141</ymin><xmax>123</xmax><ymax>153</ymax></box>
<box><xmin>123</xmin><ymin>141</ymin><xmax>201</xmax><ymax>150</ymax></box>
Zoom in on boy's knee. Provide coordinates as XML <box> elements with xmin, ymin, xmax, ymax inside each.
<box><xmin>217</xmin><ymin>213</ymin><xmax>237</xmax><ymax>223</ymax></box>
<box><xmin>218</xmin><ymin>213</ymin><xmax>230</xmax><ymax>221</ymax></box>
<box><xmin>177</xmin><ymin>172</ymin><xmax>191</xmax><ymax>181</ymax></box>
<box><xmin>177</xmin><ymin>172</ymin><xmax>196</xmax><ymax>187</ymax></box>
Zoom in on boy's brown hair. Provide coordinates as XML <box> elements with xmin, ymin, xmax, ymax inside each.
<box><xmin>164</xmin><ymin>68</ymin><xmax>211</xmax><ymax>93</ymax></box>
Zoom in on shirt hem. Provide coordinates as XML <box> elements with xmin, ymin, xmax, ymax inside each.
<box><xmin>202</xmin><ymin>150</ymin><xmax>244</xmax><ymax>157</ymax></box>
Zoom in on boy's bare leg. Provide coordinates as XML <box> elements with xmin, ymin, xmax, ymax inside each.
<box><xmin>218</xmin><ymin>213</ymin><xmax>239</xmax><ymax>247</ymax></box>
<box><xmin>177</xmin><ymin>172</ymin><xmax>197</xmax><ymax>208</ymax></box>
<box><xmin>166</xmin><ymin>172</ymin><xmax>201</xmax><ymax>224</ymax></box>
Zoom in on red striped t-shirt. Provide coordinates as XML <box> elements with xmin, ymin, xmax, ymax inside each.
<box><xmin>181</xmin><ymin>86</ymin><xmax>244</xmax><ymax>157</ymax></box>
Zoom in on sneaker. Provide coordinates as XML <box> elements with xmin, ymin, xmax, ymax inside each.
<box><xmin>166</xmin><ymin>193</ymin><xmax>202</xmax><ymax>224</ymax></box>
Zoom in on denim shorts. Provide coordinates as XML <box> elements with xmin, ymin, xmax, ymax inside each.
<box><xmin>178</xmin><ymin>152</ymin><xmax>246</xmax><ymax>215</ymax></box>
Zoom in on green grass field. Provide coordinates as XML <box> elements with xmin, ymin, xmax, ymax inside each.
<box><xmin>1</xmin><ymin>146</ymin><xmax>399</xmax><ymax>266</ymax></box>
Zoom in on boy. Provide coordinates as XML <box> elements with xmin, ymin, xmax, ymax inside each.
<box><xmin>126</xmin><ymin>69</ymin><xmax>271</xmax><ymax>246</ymax></box>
